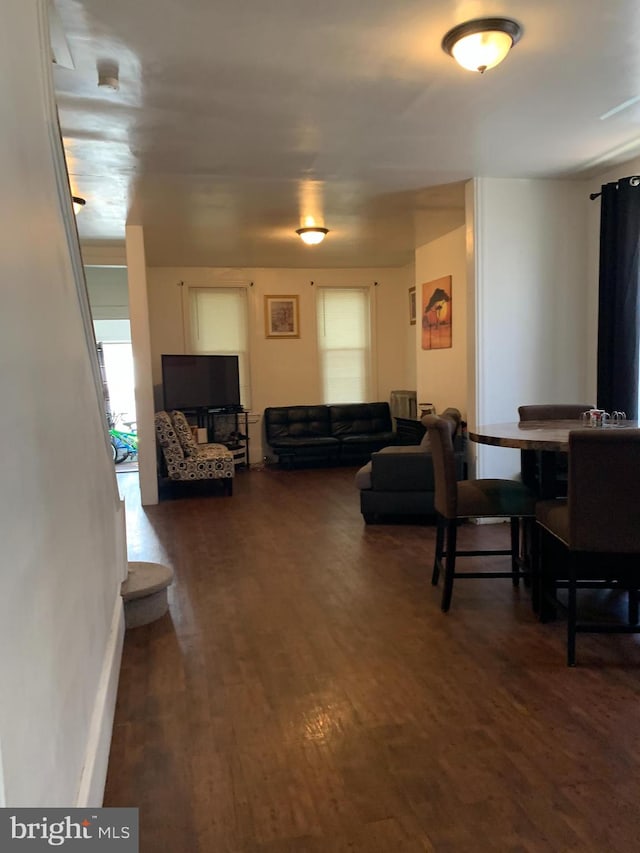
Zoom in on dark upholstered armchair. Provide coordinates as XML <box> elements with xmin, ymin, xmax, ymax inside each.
<box><xmin>355</xmin><ymin>408</ymin><xmax>466</xmax><ymax>523</ymax></box>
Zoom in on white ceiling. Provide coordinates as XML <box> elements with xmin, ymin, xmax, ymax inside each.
<box><xmin>52</xmin><ymin>0</ymin><xmax>640</xmax><ymax>268</ymax></box>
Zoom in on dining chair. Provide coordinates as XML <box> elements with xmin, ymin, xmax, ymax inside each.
<box><xmin>535</xmin><ymin>428</ymin><xmax>640</xmax><ymax>665</ymax></box>
<box><xmin>425</xmin><ymin>415</ymin><xmax>536</xmax><ymax>613</ymax></box>
<box><xmin>517</xmin><ymin>404</ymin><xmax>594</xmax><ymax>421</ymax></box>
<box><xmin>518</xmin><ymin>403</ymin><xmax>594</xmax><ymax>496</ymax></box>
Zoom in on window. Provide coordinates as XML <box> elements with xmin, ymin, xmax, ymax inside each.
<box><xmin>317</xmin><ymin>287</ymin><xmax>371</xmax><ymax>403</ymax></box>
<box><xmin>188</xmin><ymin>287</ymin><xmax>251</xmax><ymax>409</ymax></box>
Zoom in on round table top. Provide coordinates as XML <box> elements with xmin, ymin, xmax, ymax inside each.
<box><xmin>469</xmin><ymin>419</ymin><xmax>639</xmax><ymax>452</ymax></box>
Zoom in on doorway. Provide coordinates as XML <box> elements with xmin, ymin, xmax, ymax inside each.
<box><xmin>86</xmin><ymin>266</ymin><xmax>138</xmax><ymax>472</ymax></box>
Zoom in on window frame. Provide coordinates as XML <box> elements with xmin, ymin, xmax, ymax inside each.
<box><xmin>314</xmin><ymin>283</ymin><xmax>378</xmax><ymax>404</ymax></box>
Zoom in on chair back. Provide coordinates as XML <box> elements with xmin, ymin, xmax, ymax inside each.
<box><xmin>568</xmin><ymin>429</ymin><xmax>640</xmax><ymax>552</ymax></box>
<box><xmin>170</xmin><ymin>410</ymin><xmax>199</xmax><ymax>457</ymax></box>
<box><xmin>518</xmin><ymin>404</ymin><xmax>594</xmax><ymax>421</ymax></box>
<box><xmin>154</xmin><ymin>411</ymin><xmax>185</xmax><ymax>466</ymax></box>
<box><xmin>424</xmin><ymin>415</ymin><xmax>458</xmax><ymax>518</ymax></box>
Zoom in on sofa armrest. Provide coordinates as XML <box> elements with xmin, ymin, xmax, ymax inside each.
<box><xmin>370</xmin><ymin>446</ymin><xmax>436</xmax><ymax>491</ymax></box>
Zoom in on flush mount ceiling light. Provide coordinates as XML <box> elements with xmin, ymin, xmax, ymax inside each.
<box><xmin>72</xmin><ymin>196</ymin><xmax>86</xmax><ymax>214</ymax></box>
<box><xmin>442</xmin><ymin>17</ymin><xmax>522</xmax><ymax>73</ymax></box>
<box><xmin>296</xmin><ymin>226</ymin><xmax>329</xmax><ymax>245</ymax></box>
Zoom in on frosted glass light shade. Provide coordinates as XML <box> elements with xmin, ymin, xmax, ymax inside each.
<box><xmin>296</xmin><ymin>227</ymin><xmax>329</xmax><ymax>245</ymax></box>
<box><xmin>442</xmin><ymin>18</ymin><xmax>522</xmax><ymax>73</ymax></box>
<box><xmin>72</xmin><ymin>195</ymin><xmax>86</xmax><ymax>214</ymax></box>
<box><xmin>451</xmin><ymin>30</ymin><xmax>513</xmax><ymax>72</ymax></box>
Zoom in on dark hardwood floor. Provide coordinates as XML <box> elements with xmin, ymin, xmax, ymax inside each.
<box><xmin>106</xmin><ymin>467</ymin><xmax>640</xmax><ymax>852</ymax></box>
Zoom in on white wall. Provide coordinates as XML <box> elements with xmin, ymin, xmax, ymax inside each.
<box><xmin>127</xmin><ymin>227</ymin><xmax>158</xmax><ymax>505</ymax></box>
<box><xmin>0</xmin><ymin>0</ymin><xmax>126</xmax><ymax>805</ymax></box>
<box><xmin>147</xmin><ymin>265</ymin><xmax>414</xmax><ymax>461</ymax></box>
<box><xmin>467</xmin><ymin>177</ymin><xmax>590</xmax><ymax>478</ymax></box>
<box><xmin>415</xmin><ymin>225</ymin><xmax>467</xmax><ymax>416</ymax></box>
<box><xmin>85</xmin><ymin>266</ymin><xmax>129</xmax><ymax>321</ymax></box>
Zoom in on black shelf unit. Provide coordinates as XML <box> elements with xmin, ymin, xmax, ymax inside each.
<box><xmin>181</xmin><ymin>407</ymin><xmax>250</xmax><ymax>468</ymax></box>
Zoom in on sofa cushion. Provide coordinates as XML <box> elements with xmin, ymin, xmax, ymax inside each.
<box><xmin>269</xmin><ymin>436</ymin><xmax>339</xmax><ymax>448</ymax></box>
<box><xmin>329</xmin><ymin>402</ymin><xmax>392</xmax><ymax>437</ymax></box>
<box><xmin>369</xmin><ymin>445</ymin><xmax>437</xmax><ymax>491</ymax></box>
<box><xmin>265</xmin><ymin>405</ymin><xmax>332</xmax><ymax>441</ymax></box>
<box><xmin>340</xmin><ymin>431</ymin><xmax>395</xmax><ymax>446</ymax></box>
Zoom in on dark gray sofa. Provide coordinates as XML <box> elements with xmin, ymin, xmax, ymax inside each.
<box><xmin>264</xmin><ymin>402</ymin><xmax>396</xmax><ymax>467</ymax></box>
<box><xmin>355</xmin><ymin>408</ymin><xmax>467</xmax><ymax>523</ymax></box>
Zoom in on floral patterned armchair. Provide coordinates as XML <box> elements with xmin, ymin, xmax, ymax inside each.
<box><xmin>154</xmin><ymin>411</ymin><xmax>234</xmax><ymax>494</ymax></box>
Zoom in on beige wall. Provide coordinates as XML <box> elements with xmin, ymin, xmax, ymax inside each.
<box><xmin>146</xmin><ymin>265</ymin><xmax>414</xmax><ymax>461</ymax></box>
<box><xmin>415</xmin><ymin>225</ymin><xmax>467</xmax><ymax>417</ymax></box>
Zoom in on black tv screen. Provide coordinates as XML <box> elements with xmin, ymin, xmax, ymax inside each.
<box><xmin>162</xmin><ymin>354</ymin><xmax>241</xmax><ymax>411</ymax></box>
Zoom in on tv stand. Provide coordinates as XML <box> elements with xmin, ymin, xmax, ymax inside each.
<box><xmin>206</xmin><ymin>408</ymin><xmax>250</xmax><ymax>468</ymax></box>
<box><xmin>178</xmin><ymin>407</ymin><xmax>250</xmax><ymax>468</ymax></box>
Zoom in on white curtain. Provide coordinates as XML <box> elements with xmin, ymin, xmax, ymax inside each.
<box><xmin>189</xmin><ymin>287</ymin><xmax>251</xmax><ymax>409</ymax></box>
<box><xmin>317</xmin><ymin>287</ymin><xmax>371</xmax><ymax>403</ymax></box>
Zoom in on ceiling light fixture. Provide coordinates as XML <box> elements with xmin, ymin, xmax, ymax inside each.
<box><xmin>442</xmin><ymin>17</ymin><xmax>522</xmax><ymax>73</ymax></box>
<box><xmin>296</xmin><ymin>226</ymin><xmax>329</xmax><ymax>245</ymax></box>
<box><xmin>72</xmin><ymin>196</ymin><xmax>86</xmax><ymax>214</ymax></box>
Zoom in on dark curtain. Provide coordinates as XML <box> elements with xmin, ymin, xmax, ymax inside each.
<box><xmin>597</xmin><ymin>176</ymin><xmax>640</xmax><ymax>417</ymax></box>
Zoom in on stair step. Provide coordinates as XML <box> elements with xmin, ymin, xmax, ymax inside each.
<box><xmin>121</xmin><ymin>561</ymin><xmax>174</xmax><ymax>628</ymax></box>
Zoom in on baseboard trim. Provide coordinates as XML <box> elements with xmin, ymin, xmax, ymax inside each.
<box><xmin>75</xmin><ymin>595</ymin><xmax>125</xmax><ymax>807</ymax></box>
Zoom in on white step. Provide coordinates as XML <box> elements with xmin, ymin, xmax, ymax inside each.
<box><xmin>121</xmin><ymin>561</ymin><xmax>174</xmax><ymax>629</ymax></box>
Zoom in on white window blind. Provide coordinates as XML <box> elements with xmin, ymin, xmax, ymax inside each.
<box><xmin>189</xmin><ymin>287</ymin><xmax>251</xmax><ymax>408</ymax></box>
<box><xmin>317</xmin><ymin>287</ymin><xmax>371</xmax><ymax>403</ymax></box>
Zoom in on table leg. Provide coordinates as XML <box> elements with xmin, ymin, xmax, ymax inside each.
<box><xmin>539</xmin><ymin>450</ymin><xmax>559</xmax><ymax>499</ymax></box>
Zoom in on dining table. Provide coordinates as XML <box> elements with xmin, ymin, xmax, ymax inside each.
<box><xmin>469</xmin><ymin>418</ymin><xmax>639</xmax><ymax>498</ymax></box>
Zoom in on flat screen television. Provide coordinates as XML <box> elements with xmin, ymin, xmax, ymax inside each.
<box><xmin>162</xmin><ymin>354</ymin><xmax>241</xmax><ymax>411</ymax></box>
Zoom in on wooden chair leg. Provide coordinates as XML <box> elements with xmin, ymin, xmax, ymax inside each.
<box><xmin>510</xmin><ymin>517</ymin><xmax>520</xmax><ymax>586</ymax></box>
<box><xmin>628</xmin><ymin>587</ymin><xmax>639</xmax><ymax>626</ymax></box>
<box><xmin>432</xmin><ymin>517</ymin><xmax>445</xmax><ymax>586</ymax></box>
<box><xmin>567</xmin><ymin>556</ymin><xmax>577</xmax><ymax>666</ymax></box>
<box><xmin>530</xmin><ymin>522</ymin><xmax>540</xmax><ymax>614</ymax></box>
<box><xmin>538</xmin><ymin>529</ymin><xmax>558</xmax><ymax>624</ymax></box>
<box><xmin>521</xmin><ymin>518</ymin><xmax>532</xmax><ymax>588</ymax></box>
<box><xmin>441</xmin><ymin>520</ymin><xmax>457</xmax><ymax>613</ymax></box>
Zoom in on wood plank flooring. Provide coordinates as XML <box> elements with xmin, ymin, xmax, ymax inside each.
<box><xmin>106</xmin><ymin>467</ymin><xmax>640</xmax><ymax>852</ymax></box>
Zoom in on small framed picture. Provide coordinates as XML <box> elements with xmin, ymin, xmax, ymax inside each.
<box><xmin>265</xmin><ymin>295</ymin><xmax>300</xmax><ymax>338</ymax></box>
<box><xmin>409</xmin><ymin>287</ymin><xmax>416</xmax><ymax>325</ymax></box>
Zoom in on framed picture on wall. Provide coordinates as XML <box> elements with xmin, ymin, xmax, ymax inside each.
<box><xmin>265</xmin><ymin>295</ymin><xmax>300</xmax><ymax>338</ymax></box>
<box><xmin>421</xmin><ymin>275</ymin><xmax>452</xmax><ymax>350</ymax></box>
<box><xmin>409</xmin><ymin>287</ymin><xmax>416</xmax><ymax>325</ymax></box>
